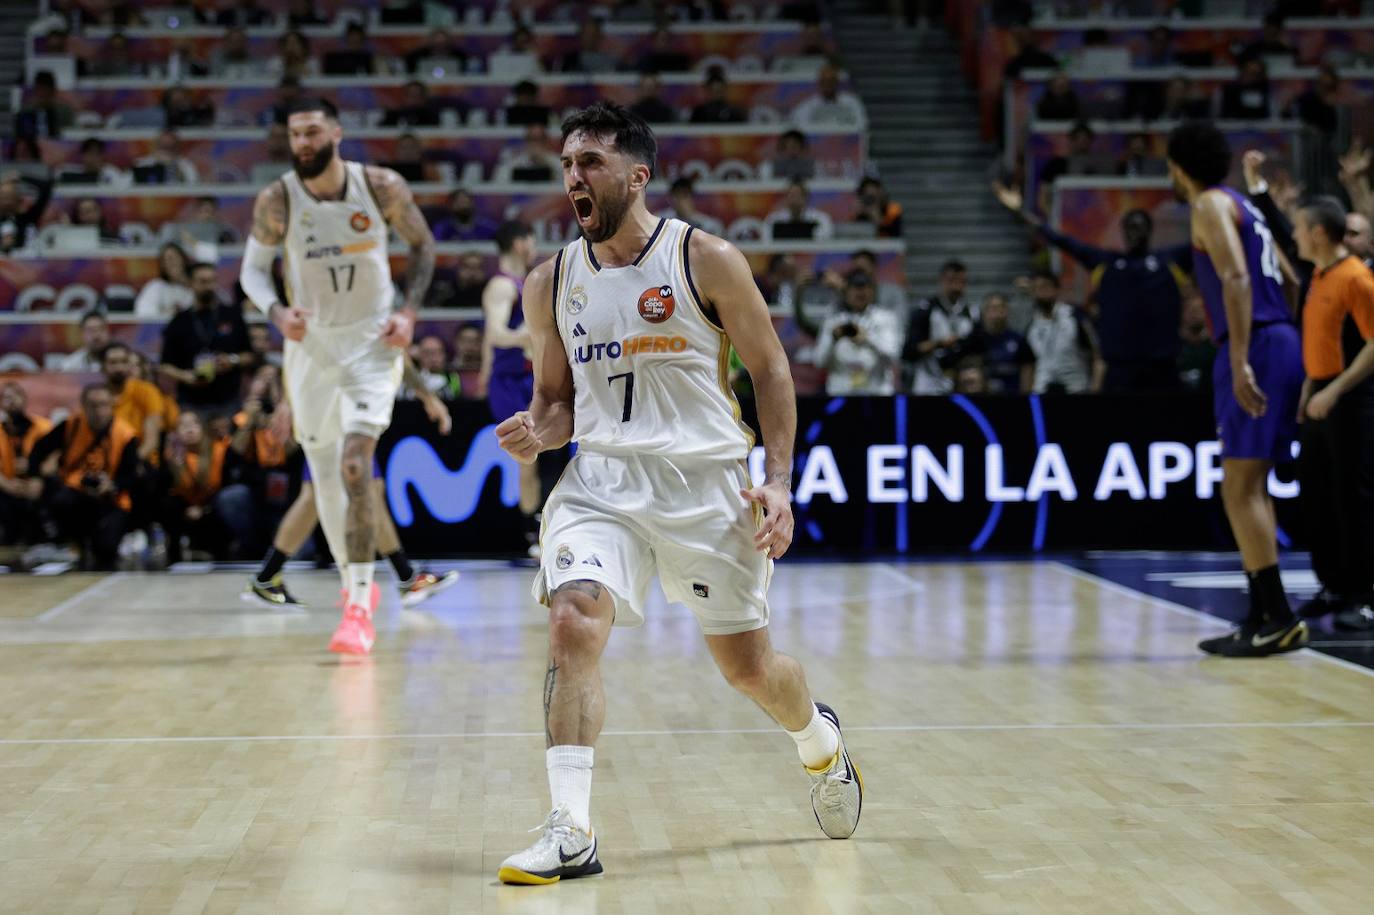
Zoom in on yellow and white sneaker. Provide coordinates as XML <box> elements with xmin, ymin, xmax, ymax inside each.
<box><xmin>806</xmin><ymin>702</ymin><xmax>863</xmax><ymax>839</ymax></box>
<box><xmin>398</xmin><ymin>569</ymin><xmax>460</xmax><ymax>607</ymax></box>
<box><xmin>498</xmin><ymin>806</ymin><xmax>603</xmax><ymax>885</ymax></box>
<box><xmin>241</xmin><ymin>575</ymin><xmax>304</xmax><ymax>610</ymax></box>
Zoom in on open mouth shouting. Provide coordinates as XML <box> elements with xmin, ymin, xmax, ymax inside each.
<box><xmin>570</xmin><ymin>189</ymin><xmax>595</xmax><ymax>224</ymax></box>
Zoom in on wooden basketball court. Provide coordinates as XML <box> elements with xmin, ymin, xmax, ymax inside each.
<box><xmin>1</xmin><ymin>561</ymin><xmax>1371</xmax><ymax>913</ymax></box>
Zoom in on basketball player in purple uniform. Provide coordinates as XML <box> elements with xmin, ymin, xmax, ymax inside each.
<box><xmin>482</xmin><ymin>221</ymin><xmax>543</xmax><ymax>553</ymax></box>
<box><xmin>1166</xmin><ymin>122</ymin><xmax>1309</xmax><ymax>656</ymax></box>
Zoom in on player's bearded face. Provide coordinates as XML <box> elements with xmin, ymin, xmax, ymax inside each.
<box><xmin>571</xmin><ymin>176</ymin><xmax>630</xmax><ymax>244</ymax></box>
<box><xmin>292</xmin><ymin>139</ymin><xmax>335</xmax><ymax>180</ymax></box>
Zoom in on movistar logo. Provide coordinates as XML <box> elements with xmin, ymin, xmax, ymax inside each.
<box><xmin>384</xmin><ymin>427</ymin><xmax>521</xmax><ymax>525</ymax></box>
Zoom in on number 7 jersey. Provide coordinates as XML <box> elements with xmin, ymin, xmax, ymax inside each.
<box><xmin>281</xmin><ymin>160</ymin><xmax>394</xmax><ymax>328</ymax></box>
<box><xmin>551</xmin><ymin>217</ymin><xmax>755</xmax><ymax>461</ymax></box>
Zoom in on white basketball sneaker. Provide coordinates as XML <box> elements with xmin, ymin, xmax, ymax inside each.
<box><xmin>498</xmin><ymin>806</ymin><xmax>603</xmax><ymax>885</ymax></box>
<box><xmin>806</xmin><ymin>702</ymin><xmax>863</xmax><ymax>839</ymax></box>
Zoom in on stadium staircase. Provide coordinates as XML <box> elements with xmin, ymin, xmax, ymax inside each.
<box><xmin>0</xmin><ymin>2</ymin><xmax>36</xmax><ymax>136</ymax></box>
<box><xmin>832</xmin><ymin>2</ymin><xmax>1027</xmax><ymax>295</ymax></box>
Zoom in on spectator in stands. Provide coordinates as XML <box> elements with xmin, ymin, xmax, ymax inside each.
<box><xmin>665</xmin><ymin>177</ymin><xmax>724</xmax><ymax>235</ymax></box>
<box><xmin>768</xmin><ymin>130</ymin><xmax>816</xmax><ymax>182</ymax></box>
<box><xmin>1002</xmin><ymin>26</ymin><xmax>1058</xmax><ymax>79</ymax></box>
<box><xmin>382</xmin><ymin>133</ymin><xmax>430</xmax><ymax>183</ymax></box>
<box><xmin>135</xmin><ymin>242</ymin><xmax>194</xmax><ymax>319</ymax></box>
<box><xmin>69</xmin><ymin>197</ymin><xmax>121</xmax><ymax>245</ymax></box>
<box><xmin>210</xmin><ymin>27</ymin><xmax>255</xmax><ymax>79</ymax></box>
<box><xmin>813</xmin><ymin>270</ymin><xmax>902</xmax><ymax>395</ymax></box>
<box><xmin>1118</xmin><ymin>132</ymin><xmax>1166</xmax><ymax>178</ymax></box>
<box><xmin>0</xmin><ymin>386</ymin><xmax>44</xmax><ymax>545</ymax></box>
<box><xmin>493</xmin><ymin>124</ymin><xmax>559</xmax><ymax>183</ymax></box>
<box><xmin>134</xmin><ymin>130</ymin><xmax>200</xmax><ymax>185</ymax></box>
<box><xmin>269</xmin><ymin>31</ymin><xmax>317</xmax><ymax>80</ymax></box>
<box><xmin>960</xmin><ymin>293</ymin><xmax>1034</xmax><ymax>395</ymax></box>
<box><xmin>17</xmin><ymin>71</ymin><xmax>74</xmax><ymax>139</ymax></box>
<box><xmin>286</xmin><ymin>0</ymin><xmax>328</xmax><ymax>27</ymax></box>
<box><xmin>1036</xmin><ymin>122</ymin><xmax>1110</xmax><ymax>212</ymax></box>
<box><xmin>759</xmin><ymin>253</ymin><xmax>801</xmax><ymax>307</ymax></box>
<box><xmin>1025</xmin><ymin>270</ymin><xmax>1102</xmax><ymax>394</ymax></box>
<box><xmin>172</xmin><ymin>196</ymin><xmax>236</xmax><ymax>246</ymax></box>
<box><xmin>159</xmin><ymin>410</ymin><xmax>244</xmax><ymax>563</ymax></box>
<box><xmin>1036</xmin><ymin>72</ymin><xmax>1080</xmax><ymax>122</ymax></box>
<box><xmin>29</xmin><ymin>382</ymin><xmax>138</xmax><ymax>571</ymax></box>
<box><xmin>999</xmin><ymin>182</ymin><xmax>1185</xmax><ymax>391</ymax></box>
<box><xmin>102</xmin><ymin>341</ymin><xmax>166</xmax><ymax>467</ymax></box>
<box><xmin>159</xmin><ymin>263</ymin><xmax>253</xmax><ymax>413</ymax></box>
<box><xmin>1177</xmin><ymin>292</ymin><xmax>1215</xmax><ymax>393</ymax></box>
<box><xmin>1240</xmin><ymin>12</ymin><xmax>1296</xmax><ymax>66</ymax></box>
<box><xmin>691</xmin><ymin>71</ymin><xmax>747</xmax><ymax>125</ymax></box>
<box><xmin>446</xmin><ymin>254</ymin><xmax>491</xmax><ymax>310</ymax></box>
<box><xmin>850</xmin><ymin>249</ymin><xmax>906</xmax><ymax>311</ymax></box>
<box><xmin>1221</xmin><ymin>59</ymin><xmax>1273</xmax><ymax>121</ymax></box>
<box><xmin>1161</xmin><ymin>75</ymin><xmax>1213</xmax><ymax>120</ymax></box>
<box><xmin>407</xmin><ymin>28</ymin><xmax>470</xmax><ymax>77</ymax></box>
<box><xmin>903</xmin><ymin>259</ymin><xmax>977</xmax><ymax>394</ymax></box>
<box><xmin>629</xmin><ymin>73</ymin><xmax>677</xmax><ymax>124</ymax></box>
<box><xmin>262</xmin><ymin>77</ymin><xmax>304</xmax><ymax>127</ymax></box>
<box><xmin>506</xmin><ymin>80</ymin><xmax>552</xmax><ymax>127</ymax></box>
<box><xmin>409</xmin><ymin>336</ymin><xmax>463</xmax><ymax>401</ymax></box>
<box><xmin>454</xmin><ymin>324</ymin><xmax>485</xmax><ymax>374</ymax></box>
<box><xmin>382</xmin><ymin>81</ymin><xmax>443</xmax><ymax>128</ymax></box>
<box><xmin>256</xmin><ymin>123</ymin><xmax>293</xmax><ymax>181</ymax></box>
<box><xmin>792</xmin><ymin>63</ymin><xmax>866</xmax><ymax>128</ymax></box>
<box><xmin>0</xmin><ymin>169</ymin><xmax>54</xmax><ymax>253</ymax></box>
<box><xmin>1140</xmin><ymin>25</ymin><xmax>1176</xmax><ymax>68</ymax></box>
<box><xmin>1292</xmin><ymin>64</ymin><xmax>1343</xmax><ymax>136</ymax></box>
<box><xmin>562</xmin><ymin>19</ymin><xmax>617</xmax><ymax>74</ymax></box>
<box><xmin>83</xmin><ymin>2</ymin><xmax>145</xmax><ymax>27</ymax></box>
<box><xmin>247</xmin><ymin>324</ymin><xmax>282</xmax><ymax>369</ymax></box>
<box><xmin>83</xmin><ymin>32</ymin><xmax>143</xmax><ymax>78</ymax></box>
<box><xmin>229</xmin><ymin>364</ymin><xmax>291</xmax><ymax>553</ymax></box>
<box><xmin>324</xmin><ymin>22</ymin><xmax>381</xmax><ymax>76</ymax></box>
<box><xmin>639</xmin><ymin>26</ymin><xmax>691</xmax><ymax>72</ymax></box>
<box><xmin>54</xmin><ymin>310</ymin><xmax>111</xmax><ymax>373</ymax></box>
<box><xmin>169</xmin><ymin>37</ymin><xmax>211</xmax><ymax>79</ymax></box>
<box><xmin>58</xmin><ymin>138</ymin><xmax>130</xmax><ymax>187</ymax></box>
<box><xmin>162</xmin><ymin>86</ymin><xmax>215</xmax><ymax>129</ymax></box>
<box><xmin>953</xmin><ymin>357</ymin><xmax>988</xmax><ymax>395</ymax></box>
<box><xmin>432</xmin><ymin>188</ymin><xmax>498</xmax><ymax>242</ymax></box>
<box><xmin>855</xmin><ymin>177</ymin><xmax>903</xmax><ymax>238</ymax></box>
<box><xmin>765</xmin><ymin>180</ymin><xmax>834</xmax><ymax>240</ymax></box>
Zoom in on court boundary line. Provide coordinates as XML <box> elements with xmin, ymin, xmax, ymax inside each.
<box><xmin>1050</xmin><ymin>561</ymin><xmax>1374</xmax><ymax>682</ymax></box>
<box><xmin>34</xmin><ymin>573</ymin><xmax>125</xmax><ymax>623</ymax></box>
<box><xmin>5</xmin><ymin>719</ymin><xmax>1374</xmax><ymax>746</ymax></box>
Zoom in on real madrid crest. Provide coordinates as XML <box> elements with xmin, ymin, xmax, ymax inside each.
<box><xmin>555</xmin><ymin>544</ymin><xmax>574</xmax><ymax>570</ymax></box>
<box><xmin>567</xmin><ymin>285</ymin><xmax>588</xmax><ymax>315</ymax></box>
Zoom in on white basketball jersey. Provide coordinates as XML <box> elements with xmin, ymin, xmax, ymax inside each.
<box><xmin>280</xmin><ymin>160</ymin><xmax>392</xmax><ymax>327</ymax></box>
<box><xmin>553</xmin><ymin>217</ymin><xmax>754</xmax><ymax>461</ymax></box>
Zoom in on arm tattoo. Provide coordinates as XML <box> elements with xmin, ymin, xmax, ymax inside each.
<box><xmin>765</xmin><ymin>471</ymin><xmax>792</xmax><ymax>489</ymax></box>
<box><xmin>370</xmin><ymin>166</ymin><xmax>435</xmax><ymax>311</ymax></box>
<box><xmin>250</xmin><ymin>182</ymin><xmax>287</xmax><ymax>245</ymax></box>
<box><xmin>543</xmin><ymin>662</ymin><xmax>558</xmax><ymax>748</ymax></box>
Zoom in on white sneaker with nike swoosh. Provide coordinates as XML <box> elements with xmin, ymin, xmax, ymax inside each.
<box><xmin>498</xmin><ymin>806</ymin><xmax>603</xmax><ymax>885</ymax></box>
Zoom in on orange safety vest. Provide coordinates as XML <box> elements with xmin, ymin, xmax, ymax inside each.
<box><xmin>168</xmin><ymin>438</ymin><xmax>229</xmax><ymax>507</ymax></box>
<box><xmin>60</xmin><ymin>414</ymin><xmax>136</xmax><ymax>511</ymax></box>
<box><xmin>232</xmin><ymin>411</ymin><xmax>288</xmax><ymax>469</ymax></box>
<box><xmin>0</xmin><ymin>430</ymin><xmax>14</xmax><ymax>479</ymax></box>
<box><xmin>4</xmin><ymin>412</ymin><xmax>52</xmax><ymax>461</ymax></box>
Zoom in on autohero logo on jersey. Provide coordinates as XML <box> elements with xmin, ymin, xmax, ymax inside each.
<box><xmin>574</xmin><ymin>333</ymin><xmax>690</xmax><ymax>364</ymax></box>
<box><xmin>303</xmin><ymin>240</ymin><xmax>379</xmax><ymax>260</ymax></box>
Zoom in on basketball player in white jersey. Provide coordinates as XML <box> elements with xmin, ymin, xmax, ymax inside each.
<box><xmin>238</xmin><ymin>97</ymin><xmax>436</xmax><ymax>655</ymax></box>
<box><xmin>494</xmin><ymin>103</ymin><xmax>862</xmax><ymax>885</ymax></box>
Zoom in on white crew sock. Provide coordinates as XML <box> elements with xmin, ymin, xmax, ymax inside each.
<box><xmin>346</xmin><ymin>562</ymin><xmax>374</xmax><ymax>613</ymax></box>
<box><xmin>547</xmin><ymin>745</ymin><xmax>594</xmax><ymax>833</ymax></box>
<box><xmin>787</xmin><ymin>704</ymin><xmax>840</xmax><ymax>770</ymax></box>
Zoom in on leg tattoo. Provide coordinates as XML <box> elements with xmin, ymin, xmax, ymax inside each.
<box><xmin>543</xmin><ymin>662</ymin><xmax>559</xmax><ymax>748</ymax></box>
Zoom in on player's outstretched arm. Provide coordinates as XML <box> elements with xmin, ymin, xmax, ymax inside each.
<box><xmin>495</xmin><ymin>259</ymin><xmax>573</xmax><ymax>465</ymax></box>
<box><xmin>691</xmin><ymin>230</ymin><xmax>796</xmax><ymax>559</ymax></box>
<box><xmin>1194</xmin><ymin>190</ymin><xmax>1267</xmax><ymax>418</ymax></box>
<box><xmin>370</xmin><ymin>165</ymin><xmax>435</xmax><ymax>347</ymax></box>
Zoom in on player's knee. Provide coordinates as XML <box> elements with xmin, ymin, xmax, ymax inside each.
<box><xmin>548</xmin><ymin>591</ymin><xmax>604</xmax><ymax>659</ymax></box>
<box><xmin>718</xmin><ymin>653</ymin><xmax>770</xmax><ymax>696</ymax></box>
<box><xmin>340</xmin><ymin>453</ymin><xmax>369</xmax><ymax>490</ymax></box>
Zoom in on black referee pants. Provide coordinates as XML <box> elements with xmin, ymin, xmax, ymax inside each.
<box><xmin>1299</xmin><ymin>380</ymin><xmax>1374</xmax><ymax>600</ymax></box>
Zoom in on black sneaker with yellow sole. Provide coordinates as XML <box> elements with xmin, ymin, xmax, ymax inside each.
<box><xmin>1200</xmin><ymin>617</ymin><xmax>1308</xmax><ymax>657</ymax></box>
<box><xmin>242</xmin><ymin>575</ymin><xmax>304</xmax><ymax>609</ymax></box>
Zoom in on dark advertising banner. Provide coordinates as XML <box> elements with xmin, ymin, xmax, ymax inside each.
<box><xmin>379</xmin><ymin>395</ymin><xmax>1304</xmax><ymax>556</ymax></box>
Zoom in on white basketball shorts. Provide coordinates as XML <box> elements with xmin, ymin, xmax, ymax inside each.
<box><xmin>283</xmin><ymin>317</ymin><xmax>403</xmax><ymax>446</ymax></box>
<box><xmin>532</xmin><ymin>449</ymin><xmax>773</xmax><ymax>636</ymax></box>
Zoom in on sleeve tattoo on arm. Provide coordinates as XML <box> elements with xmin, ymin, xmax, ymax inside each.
<box><xmin>371</xmin><ymin>166</ymin><xmax>435</xmax><ymax>311</ymax></box>
<box><xmin>251</xmin><ymin>182</ymin><xmax>287</xmax><ymax>245</ymax></box>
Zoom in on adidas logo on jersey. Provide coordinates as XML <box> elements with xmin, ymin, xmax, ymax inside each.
<box><xmin>572</xmin><ymin>323</ymin><xmax>587</xmax><ymax>338</ymax></box>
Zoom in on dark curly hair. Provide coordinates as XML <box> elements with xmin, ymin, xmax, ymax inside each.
<box><xmin>560</xmin><ymin>102</ymin><xmax>657</xmax><ymax>178</ymax></box>
<box><xmin>1166</xmin><ymin>121</ymin><xmax>1232</xmax><ymax>187</ymax></box>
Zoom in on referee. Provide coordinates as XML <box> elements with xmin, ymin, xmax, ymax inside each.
<box><xmin>1293</xmin><ymin>196</ymin><xmax>1374</xmax><ymax>630</ymax></box>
